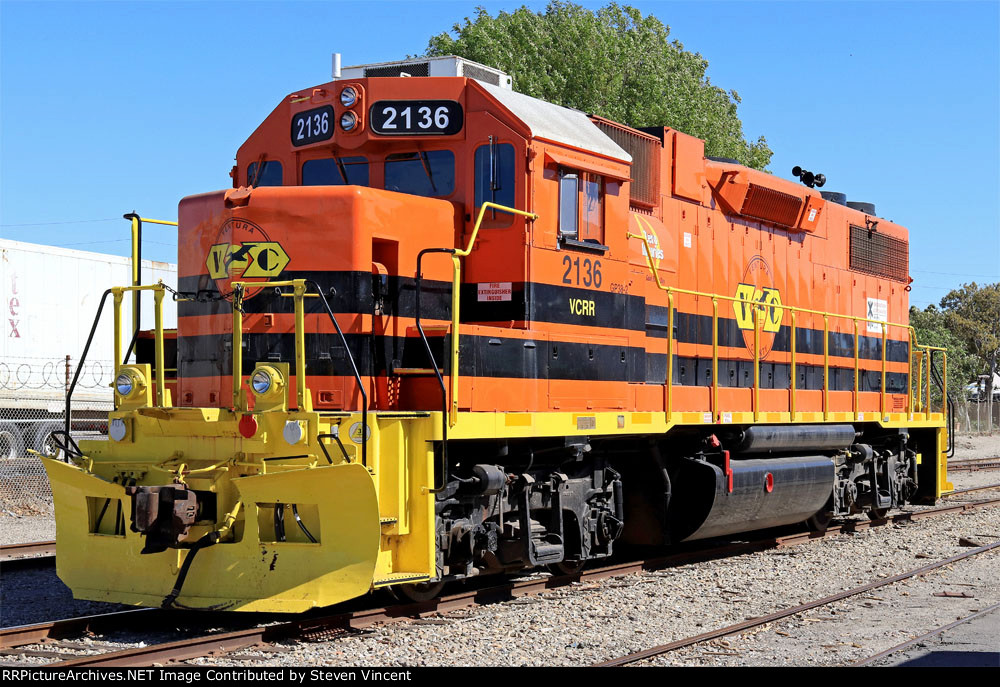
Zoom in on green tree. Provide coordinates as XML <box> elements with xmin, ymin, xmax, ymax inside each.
<box><xmin>909</xmin><ymin>304</ymin><xmax>978</xmax><ymax>402</ymax></box>
<box><xmin>425</xmin><ymin>2</ymin><xmax>773</xmax><ymax>169</ymax></box>
<box><xmin>939</xmin><ymin>282</ymin><xmax>1000</xmax><ymax>401</ymax></box>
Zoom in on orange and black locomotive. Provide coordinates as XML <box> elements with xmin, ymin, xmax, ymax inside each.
<box><xmin>45</xmin><ymin>56</ymin><xmax>950</xmax><ymax>611</ymax></box>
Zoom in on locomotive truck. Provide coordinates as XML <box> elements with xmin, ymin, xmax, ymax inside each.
<box><xmin>43</xmin><ymin>56</ymin><xmax>951</xmax><ymax>611</ymax></box>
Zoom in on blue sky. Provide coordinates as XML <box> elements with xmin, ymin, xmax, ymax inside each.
<box><xmin>1</xmin><ymin>0</ymin><xmax>997</xmax><ymax>309</ymax></box>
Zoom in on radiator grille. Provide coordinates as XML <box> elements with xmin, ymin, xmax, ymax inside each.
<box><xmin>592</xmin><ymin>119</ymin><xmax>660</xmax><ymax>207</ymax></box>
<box><xmin>365</xmin><ymin>62</ymin><xmax>430</xmax><ymax>77</ymax></box>
<box><xmin>741</xmin><ymin>184</ymin><xmax>803</xmax><ymax>227</ymax></box>
<box><xmin>850</xmin><ymin>225</ymin><xmax>909</xmax><ymax>282</ymax></box>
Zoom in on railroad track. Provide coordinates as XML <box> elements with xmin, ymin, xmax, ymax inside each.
<box><xmin>948</xmin><ymin>456</ymin><xmax>1000</xmax><ymax>472</ymax></box>
<box><xmin>2</xmin><ymin>496</ymin><xmax>995</xmax><ymax>667</ymax></box>
<box><xmin>853</xmin><ymin>601</ymin><xmax>1000</xmax><ymax>666</ymax></box>
<box><xmin>0</xmin><ymin>540</ymin><xmax>56</xmax><ymax>566</ymax></box>
<box><xmin>594</xmin><ymin>540</ymin><xmax>1000</xmax><ymax>667</ymax></box>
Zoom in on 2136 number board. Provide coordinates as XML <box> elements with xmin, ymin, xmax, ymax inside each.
<box><xmin>370</xmin><ymin>100</ymin><xmax>463</xmax><ymax>136</ymax></box>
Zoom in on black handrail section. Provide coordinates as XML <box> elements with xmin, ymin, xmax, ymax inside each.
<box><xmin>62</xmin><ymin>289</ymin><xmax>113</xmax><ymax>462</ymax></box>
<box><xmin>304</xmin><ymin>279</ymin><xmax>368</xmax><ymax>468</ymax></box>
<box><xmin>928</xmin><ymin>354</ymin><xmax>956</xmax><ymax>457</ymax></box>
<box><xmin>415</xmin><ymin>247</ymin><xmax>455</xmax><ymax>493</ymax></box>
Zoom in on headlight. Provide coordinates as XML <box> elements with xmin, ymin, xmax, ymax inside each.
<box><xmin>116</xmin><ymin>372</ymin><xmax>135</xmax><ymax>397</ymax></box>
<box><xmin>340</xmin><ymin>86</ymin><xmax>358</xmax><ymax>107</ymax></box>
<box><xmin>250</xmin><ymin>365</ymin><xmax>285</xmax><ymax>405</ymax></box>
<box><xmin>340</xmin><ymin>111</ymin><xmax>358</xmax><ymax>131</ymax></box>
<box><xmin>252</xmin><ymin>368</ymin><xmax>274</xmax><ymax>395</ymax></box>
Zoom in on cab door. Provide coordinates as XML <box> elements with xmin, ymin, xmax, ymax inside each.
<box><xmin>460</xmin><ymin>111</ymin><xmax>530</xmax><ymax>327</ymax></box>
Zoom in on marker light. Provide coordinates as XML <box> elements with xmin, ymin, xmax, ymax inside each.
<box><xmin>340</xmin><ymin>111</ymin><xmax>358</xmax><ymax>131</ymax></box>
<box><xmin>340</xmin><ymin>86</ymin><xmax>358</xmax><ymax>108</ymax></box>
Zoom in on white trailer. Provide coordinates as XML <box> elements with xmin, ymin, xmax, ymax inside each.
<box><xmin>0</xmin><ymin>239</ymin><xmax>177</xmax><ymax>459</ymax></box>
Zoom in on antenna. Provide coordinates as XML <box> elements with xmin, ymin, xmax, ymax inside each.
<box><xmin>332</xmin><ymin>53</ymin><xmax>342</xmax><ymax>79</ymax></box>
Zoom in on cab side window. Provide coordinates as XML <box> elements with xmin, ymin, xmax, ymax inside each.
<box><xmin>558</xmin><ymin>170</ymin><xmax>579</xmax><ymax>239</ymax></box>
<box><xmin>474</xmin><ymin>142</ymin><xmax>515</xmax><ymax>224</ymax></box>
<box><xmin>580</xmin><ymin>173</ymin><xmax>604</xmax><ymax>244</ymax></box>
<box><xmin>246</xmin><ymin>161</ymin><xmax>283</xmax><ymax>187</ymax></box>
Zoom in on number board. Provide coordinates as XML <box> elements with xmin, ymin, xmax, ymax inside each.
<box><xmin>370</xmin><ymin>100</ymin><xmax>463</xmax><ymax>136</ymax></box>
<box><xmin>291</xmin><ymin>105</ymin><xmax>334</xmax><ymax>147</ymax></box>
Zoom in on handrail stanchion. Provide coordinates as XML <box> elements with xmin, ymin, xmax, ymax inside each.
<box><xmin>753</xmin><ymin>308</ymin><xmax>760</xmax><ymax>423</ymax></box>
<box><xmin>925</xmin><ymin>348</ymin><xmax>932</xmax><ymax>416</ymax></box>
<box><xmin>112</xmin><ymin>288</ymin><xmax>124</xmax><ymax>410</ymax></box>
<box><xmin>907</xmin><ymin>328</ymin><xmax>915</xmax><ymax>416</ymax></box>
<box><xmin>666</xmin><ymin>293</ymin><xmax>674</xmax><ymax>423</ymax></box>
<box><xmin>853</xmin><ymin>319</ymin><xmax>860</xmax><ymax>419</ymax></box>
<box><xmin>153</xmin><ymin>286</ymin><xmax>166</xmax><ymax>407</ymax></box>
<box><xmin>880</xmin><ymin>323</ymin><xmax>888</xmax><ymax>418</ymax></box>
<box><xmin>293</xmin><ymin>281</ymin><xmax>308</xmax><ymax>410</ymax></box>
<box><xmin>711</xmin><ymin>298</ymin><xmax>719</xmax><ymax>422</ymax></box>
<box><xmin>941</xmin><ymin>352</ymin><xmax>948</xmax><ymax>415</ymax></box>
<box><xmin>790</xmin><ymin>311</ymin><xmax>797</xmax><ymax>420</ymax></box>
<box><xmin>232</xmin><ymin>284</ymin><xmax>244</xmax><ymax>411</ymax></box>
<box><xmin>915</xmin><ymin>349</ymin><xmax>924</xmax><ymax>414</ymax></box>
<box><xmin>823</xmin><ymin>315</ymin><xmax>829</xmax><ymax>421</ymax></box>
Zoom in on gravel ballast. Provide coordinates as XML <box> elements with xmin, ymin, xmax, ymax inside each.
<box><xmin>1</xmin><ymin>433</ymin><xmax>997</xmax><ymax>665</ymax></box>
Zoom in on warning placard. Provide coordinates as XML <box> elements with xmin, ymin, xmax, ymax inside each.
<box><xmin>477</xmin><ymin>282</ymin><xmax>512</xmax><ymax>302</ymax></box>
<box><xmin>866</xmin><ymin>297</ymin><xmax>888</xmax><ymax>333</ymax></box>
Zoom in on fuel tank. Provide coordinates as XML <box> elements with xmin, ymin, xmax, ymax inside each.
<box><xmin>671</xmin><ymin>455</ymin><xmax>835</xmax><ymax>541</ymax></box>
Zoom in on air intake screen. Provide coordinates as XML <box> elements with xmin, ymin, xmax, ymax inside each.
<box><xmin>850</xmin><ymin>225</ymin><xmax>908</xmax><ymax>282</ymax></box>
<box><xmin>462</xmin><ymin>63</ymin><xmax>501</xmax><ymax>85</ymax></box>
<box><xmin>592</xmin><ymin>119</ymin><xmax>660</xmax><ymax>207</ymax></box>
<box><xmin>365</xmin><ymin>63</ymin><xmax>430</xmax><ymax>77</ymax></box>
<box><xmin>741</xmin><ymin>184</ymin><xmax>803</xmax><ymax>227</ymax></box>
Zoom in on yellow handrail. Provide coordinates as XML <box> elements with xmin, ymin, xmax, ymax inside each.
<box><xmin>448</xmin><ymin>202</ymin><xmax>538</xmax><ymax>424</ymax></box>
<box><xmin>231</xmin><ymin>279</ymin><xmax>308</xmax><ymax>412</ymax></box>
<box><xmin>627</xmin><ymin>231</ymin><xmax>946</xmax><ymax>421</ymax></box>
<box><xmin>126</xmin><ymin>215</ymin><xmax>178</xmax><ymax>353</ymax></box>
<box><xmin>112</xmin><ymin>282</ymin><xmax>169</xmax><ymax>407</ymax></box>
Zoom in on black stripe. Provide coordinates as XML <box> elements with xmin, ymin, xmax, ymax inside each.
<box><xmin>645</xmin><ymin>353</ymin><xmax>908</xmax><ymax>393</ymax></box>
<box><xmin>646</xmin><ymin>305</ymin><xmax>910</xmax><ymax>363</ymax></box>
<box><xmin>179</xmin><ymin>331</ymin><xmax>643</xmax><ymax>382</ymax></box>
<box><xmin>177</xmin><ymin>271</ymin><xmax>453</xmax><ymax>320</ymax></box>
<box><xmin>177</xmin><ymin>271</ymin><xmax>907</xmax><ymax>365</ymax></box>
<box><xmin>180</xmin><ymin>271</ymin><xmax>651</xmax><ymax>331</ymax></box>
<box><xmin>178</xmin><ymin>330</ymin><xmax>906</xmax><ymax>393</ymax></box>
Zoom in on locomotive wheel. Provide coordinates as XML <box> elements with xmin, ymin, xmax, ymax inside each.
<box><xmin>805</xmin><ymin>510</ymin><xmax>834</xmax><ymax>532</ymax></box>
<box><xmin>547</xmin><ymin>559</ymin><xmax>586</xmax><ymax>576</ymax></box>
<box><xmin>389</xmin><ymin>580</ymin><xmax>446</xmax><ymax>603</ymax></box>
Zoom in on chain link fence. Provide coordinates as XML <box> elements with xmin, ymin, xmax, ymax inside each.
<box><xmin>0</xmin><ymin>356</ymin><xmax>113</xmax><ymax>515</ymax></box>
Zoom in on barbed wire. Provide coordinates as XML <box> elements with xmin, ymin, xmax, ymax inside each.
<box><xmin>0</xmin><ymin>359</ymin><xmax>113</xmax><ymax>391</ymax></box>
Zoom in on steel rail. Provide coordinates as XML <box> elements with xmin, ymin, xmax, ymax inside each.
<box><xmin>0</xmin><ymin>540</ymin><xmax>55</xmax><ymax>561</ymax></box>
<box><xmin>594</xmin><ymin>540</ymin><xmax>1000</xmax><ymax>667</ymax></box>
<box><xmin>943</xmin><ymin>484</ymin><xmax>1000</xmax><ymax>496</ymax></box>
<box><xmin>948</xmin><ymin>462</ymin><xmax>1000</xmax><ymax>472</ymax></box>
<box><xmin>0</xmin><ymin>609</ymin><xmax>162</xmax><ymax>649</ymax></box>
<box><xmin>853</xmin><ymin>601</ymin><xmax>1000</xmax><ymax>666</ymax></box>
<box><xmin>31</xmin><ymin>498</ymin><xmax>998</xmax><ymax>667</ymax></box>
